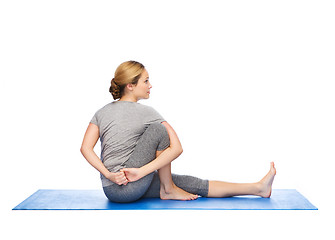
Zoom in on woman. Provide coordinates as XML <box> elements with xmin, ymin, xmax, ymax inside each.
<box><xmin>80</xmin><ymin>60</ymin><xmax>276</xmax><ymax>203</ymax></box>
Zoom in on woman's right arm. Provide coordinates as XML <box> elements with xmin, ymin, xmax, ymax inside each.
<box><xmin>80</xmin><ymin>123</ymin><xmax>128</xmax><ymax>185</ymax></box>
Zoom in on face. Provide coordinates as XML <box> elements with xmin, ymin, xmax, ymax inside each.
<box><xmin>131</xmin><ymin>69</ymin><xmax>152</xmax><ymax>100</ymax></box>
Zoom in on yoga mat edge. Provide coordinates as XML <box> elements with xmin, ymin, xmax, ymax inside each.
<box><xmin>12</xmin><ymin>189</ymin><xmax>318</xmax><ymax>211</ymax></box>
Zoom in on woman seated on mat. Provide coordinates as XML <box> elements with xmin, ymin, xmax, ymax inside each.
<box><xmin>80</xmin><ymin>60</ymin><xmax>276</xmax><ymax>203</ymax></box>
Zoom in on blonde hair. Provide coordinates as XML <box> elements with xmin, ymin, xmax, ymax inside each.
<box><xmin>109</xmin><ymin>61</ymin><xmax>145</xmax><ymax>100</ymax></box>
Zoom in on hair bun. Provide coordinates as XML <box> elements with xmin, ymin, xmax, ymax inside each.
<box><xmin>108</xmin><ymin>61</ymin><xmax>145</xmax><ymax>100</ymax></box>
<box><xmin>109</xmin><ymin>78</ymin><xmax>121</xmax><ymax>100</ymax></box>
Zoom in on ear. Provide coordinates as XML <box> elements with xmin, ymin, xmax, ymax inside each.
<box><xmin>126</xmin><ymin>83</ymin><xmax>134</xmax><ymax>91</ymax></box>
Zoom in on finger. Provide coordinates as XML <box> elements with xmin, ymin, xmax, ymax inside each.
<box><xmin>116</xmin><ymin>174</ymin><xmax>128</xmax><ymax>182</ymax></box>
<box><xmin>120</xmin><ymin>170</ymin><xmax>128</xmax><ymax>177</ymax></box>
<box><xmin>117</xmin><ymin>178</ymin><xmax>127</xmax><ymax>185</ymax></box>
<box><xmin>115</xmin><ymin>173</ymin><xmax>122</xmax><ymax>179</ymax></box>
<box><xmin>122</xmin><ymin>177</ymin><xmax>128</xmax><ymax>185</ymax></box>
<box><xmin>116</xmin><ymin>176</ymin><xmax>127</xmax><ymax>183</ymax></box>
<box><xmin>116</xmin><ymin>173</ymin><xmax>127</xmax><ymax>181</ymax></box>
<box><xmin>123</xmin><ymin>172</ymin><xmax>129</xmax><ymax>179</ymax></box>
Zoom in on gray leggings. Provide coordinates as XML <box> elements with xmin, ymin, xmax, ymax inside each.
<box><xmin>103</xmin><ymin>123</ymin><xmax>209</xmax><ymax>203</ymax></box>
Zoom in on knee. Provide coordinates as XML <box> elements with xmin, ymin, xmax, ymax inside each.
<box><xmin>147</xmin><ymin>122</ymin><xmax>166</xmax><ymax>133</ymax></box>
<box><xmin>144</xmin><ymin>123</ymin><xmax>170</xmax><ymax>151</ymax></box>
<box><xmin>148</xmin><ymin>122</ymin><xmax>169</xmax><ymax>141</ymax></box>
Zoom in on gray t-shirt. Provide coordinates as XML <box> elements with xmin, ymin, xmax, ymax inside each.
<box><xmin>90</xmin><ymin>101</ymin><xmax>165</xmax><ymax>186</ymax></box>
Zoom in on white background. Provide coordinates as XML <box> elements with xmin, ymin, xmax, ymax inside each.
<box><xmin>1</xmin><ymin>0</ymin><xmax>334</xmax><ymax>239</ymax></box>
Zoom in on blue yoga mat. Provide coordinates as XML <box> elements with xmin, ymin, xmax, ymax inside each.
<box><xmin>13</xmin><ymin>189</ymin><xmax>317</xmax><ymax>210</ymax></box>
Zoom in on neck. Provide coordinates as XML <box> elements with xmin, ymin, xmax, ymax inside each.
<box><xmin>119</xmin><ymin>95</ymin><xmax>138</xmax><ymax>102</ymax></box>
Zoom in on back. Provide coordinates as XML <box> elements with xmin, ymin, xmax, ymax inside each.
<box><xmin>90</xmin><ymin>101</ymin><xmax>165</xmax><ymax>186</ymax></box>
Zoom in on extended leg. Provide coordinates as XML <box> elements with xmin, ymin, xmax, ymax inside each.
<box><xmin>208</xmin><ymin>162</ymin><xmax>276</xmax><ymax>198</ymax></box>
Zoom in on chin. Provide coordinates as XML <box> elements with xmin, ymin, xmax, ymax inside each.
<box><xmin>139</xmin><ymin>95</ymin><xmax>150</xmax><ymax>100</ymax></box>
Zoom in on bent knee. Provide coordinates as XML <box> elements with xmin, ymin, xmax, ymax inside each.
<box><xmin>144</xmin><ymin>122</ymin><xmax>170</xmax><ymax>151</ymax></box>
<box><xmin>147</xmin><ymin>122</ymin><xmax>166</xmax><ymax>132</ymax></box>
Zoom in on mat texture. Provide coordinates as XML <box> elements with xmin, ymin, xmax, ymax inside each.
<box><xmin>13</xmin><ymin>189</ymin><xmax>317</xmax><ymax>210</ymax></box>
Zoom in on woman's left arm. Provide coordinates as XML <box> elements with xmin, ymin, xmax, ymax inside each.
<box><xmin>80</xmin><ymin>123</ymin><xmax>128</xmax><ymax>185</ymax></box>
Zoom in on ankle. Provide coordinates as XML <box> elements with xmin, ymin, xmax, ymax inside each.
<box><xmin>256</xmin><ymin>182</ymin><xmax>263</xmax><ymax>193</ymax></box>
<box><xmin>160</xmin><ymin>182</ymin><xmax>176</xmax><ymax>194</ymax></box>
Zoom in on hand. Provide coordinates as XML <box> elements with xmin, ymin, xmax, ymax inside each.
<box><xmin>106</xmin><ymin>171</ymin><xmax>129</xmax><ymax>186</ymax></box>
<box><xmin>121</xmin><ymin>168</ymin><xmax>143</xmax><ymax>182</ymax></box>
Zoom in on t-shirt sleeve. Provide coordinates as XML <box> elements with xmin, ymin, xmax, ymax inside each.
<box><xmin>90</xmin><ymin>112</ymin><xmax>99</xmax><ymax>126</ymax></box>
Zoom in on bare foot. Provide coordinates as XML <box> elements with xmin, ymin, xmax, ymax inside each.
<box><xmin>160</xmin><ymin>183</ymin><xmax>198</xmax><ymax>201</ymax></box>
<box><xmin>258</xmin><ymin>162</ymin><xmax>276</xmax><ymax>198</ymax></box>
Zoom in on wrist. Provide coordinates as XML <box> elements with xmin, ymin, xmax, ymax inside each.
<box><xmin>139</xmin><ymin>166</ymin><xmax>150</xmax><ymax>178</ymax></box>
<box><xmin>104</xmin><ymin>171</ymin><xmax>114</xmax><ymax>181</ymax></box>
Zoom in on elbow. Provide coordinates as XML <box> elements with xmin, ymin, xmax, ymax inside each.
<box><xmin>179</xmin><ymin>146</ymin><xmax>183</xmax><ymax>155</ymax></box>
<box><xmin>169</xmin><ymin>145</ymin><xmax>183</xmax><ymax>157</ymax></box>
<box><xmin>80</xmin><ymin>146</ymin><xmax>89</xmax><ymax>155</ymax></box>
<box><xmin>171</xmin><ymin>142</ymin><xmax>183</xmax><ymax>156</ymax></box>
<box><xmin>176</xmin><ymin>146</ymin><xmax>183</xmax><ymax>156</ymax></box>
<box><xmin>177</xmin><ymin>149</ymin><xmax>183</xmax><ymax>157</ymax></box>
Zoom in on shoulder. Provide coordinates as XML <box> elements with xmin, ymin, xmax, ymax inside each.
<box><xmin>95</xmin><ymin>102</ymin><xmax>115</xmax><ymax>112</ymax></box>
<box><xmin>92</xmin><ymin>102</ymin><xmax>115</xmax><ymax>119</ymax></box>
<box><xmin>136</xmin><ymin>103</ymin><xmax>159</xmax><ymax>113</ymax></box>
<box><xmin>137</xmin><ymin>103</ymin><xmax>164</xmax><ymax>121</ymax></box>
